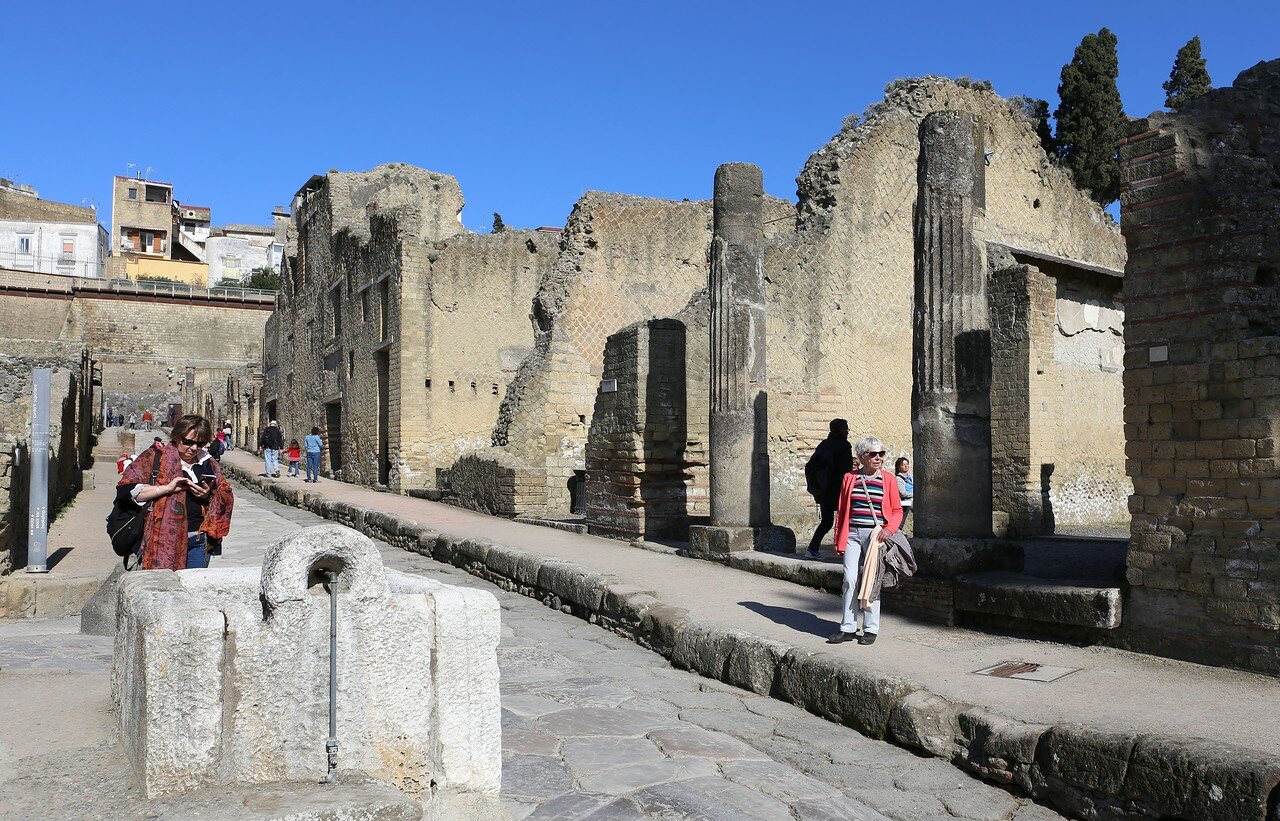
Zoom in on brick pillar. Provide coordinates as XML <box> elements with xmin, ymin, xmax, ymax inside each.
<box><xmin>1117</xmin><ymin>60</ymin><xmax>1280</xmax><ymax>674</ymax></box>
<box><xmin>912</xmin><ymin>111</ymin><xmax>992</xmax><ymax>539</ymax></box>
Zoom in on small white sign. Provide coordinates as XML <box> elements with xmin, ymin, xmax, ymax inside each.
<box><xmin>1148</xmin><ymin>345</ymin><xmax>1168</xmax><ymax>364</ymax></box>
<box><xmin>600</xmin><ymin>379</ymin><xmax>618</xmax><ymax>393</ymax></box>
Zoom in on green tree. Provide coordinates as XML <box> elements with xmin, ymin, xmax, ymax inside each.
<box><xmin>244</xmin><ymin>267</ymin><xmax>280</xmax><ymax>291</ymax></box>
<box><xmin>492</xmin><ymin>212</ymin><xmax>506</xmax><ymax>233</ymax></box>
<box><xmin>1011</xmin><ymin>96</ymin><xmax>1057</xmax><ymax>159</ymax></box>
<box><xmin>1163</xmin><ymin>36</ymin><xmax>1212</xmax><ymax>110</ymax></box>
<box><xmin>1054</xmin><ymin>28</ymin><xmax>1124</xmax><ymax>205</ymax></box>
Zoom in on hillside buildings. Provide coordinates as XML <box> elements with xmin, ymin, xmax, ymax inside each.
<box><xmin>0</xmin><ymin>179</ymin><xmax>108</xmax><ymax>278</ymax></box>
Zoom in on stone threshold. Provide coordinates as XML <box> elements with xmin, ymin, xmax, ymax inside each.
<box><xmin>220</xmin><ymin>461</ymin><xmax>1280</xmax><ymax>821</ymax></box>
<box><xmin>0</xmin><ymin>574</ymin><xmax>102</xmax><ymax>620</ymax></box>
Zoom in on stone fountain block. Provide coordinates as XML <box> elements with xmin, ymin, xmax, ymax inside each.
<box><xmin>112</xmin><ymin>524</ymin><xmax>501</xmax><ymax>800</ymax></box>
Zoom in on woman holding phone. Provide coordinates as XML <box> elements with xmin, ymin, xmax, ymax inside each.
<box><xmin>117</xmin><ymin>414</ymin><xmax>235</xmax><ymax>569</ymax></box>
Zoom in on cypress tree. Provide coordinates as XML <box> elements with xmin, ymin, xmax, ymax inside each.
<box><xmin>1053</xmin><ymin>28</ymin><xmax>1124</xmax><ymax>205</ymax></box>
<box><xmin>1163</xmin><ymin>36</ymin><xmax>1212</xmax><ymax>110</ymax></box>
<box><xmin>492</xmin><ymin>212</ymin><xmax>506</xmax><ymax>233</ymax></box>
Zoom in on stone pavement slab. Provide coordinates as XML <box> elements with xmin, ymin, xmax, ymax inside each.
<box><xmin>215</xmin><ymin>448</ymin><xmax>1280</xmax><ymax>819</ymax></box>
<box><xmin>1</xmin><ymin>483</ymin><xmax>1064</xmax><ymax>819</ymax></box>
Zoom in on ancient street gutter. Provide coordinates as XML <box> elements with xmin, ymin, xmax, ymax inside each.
<box><xmin>221</xmin><ymin>461</ymin><xmax>1280</xmax><ymax>821</ymax></box>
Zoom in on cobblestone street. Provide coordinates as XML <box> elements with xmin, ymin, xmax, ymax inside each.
<box><xmin>0</xmin><ymin>485</ymin><xmax>1063</xmax><ymax>820</ymax></box>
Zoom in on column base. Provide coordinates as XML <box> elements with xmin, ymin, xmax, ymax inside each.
<box><xmin>688</xmin><ymin>525</ymin><xmax>796</xmax><ymax>557</ymax></box>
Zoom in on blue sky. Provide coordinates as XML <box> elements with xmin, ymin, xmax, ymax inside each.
<box><xmin>3</xmin><ymin>2</ymin><xmax>1275</xmax><ymax>234</ymax></box>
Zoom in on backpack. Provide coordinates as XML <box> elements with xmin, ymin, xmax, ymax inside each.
<box><xmin>105</xmin><ymin>450</ymin><xmax>160</xmax><ymax>560</ymax></box>
<box><xmin>805</xmin><ymin>441</ymin><xmax>835</xmax><ymax>496</ymax></box>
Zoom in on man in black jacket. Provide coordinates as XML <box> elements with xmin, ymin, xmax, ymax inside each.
<box><xmin>258</xmin><ymin>420</ymin><xmax>284</xmax><ymax>478</ymax></box>
<box><xmin>804</xmin><ymin>418</ymin><xmax>853</xmax><ymax>558</ymax></box>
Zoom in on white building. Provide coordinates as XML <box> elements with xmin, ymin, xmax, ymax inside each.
<box><xmin>0</xmin><ymin>179</ymin><xmax>109</xmax><ymax>278</ymax></box>
<box><xmin>206</xmin><ymin>208</ymin><xmax>288</xmax><ymax>285</ymax></box>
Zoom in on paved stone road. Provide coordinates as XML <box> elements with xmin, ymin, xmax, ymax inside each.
<box><xmin>0</xmin><ymin>485</ymin><xmax>1064</xmax><ymax>820</ymax></box>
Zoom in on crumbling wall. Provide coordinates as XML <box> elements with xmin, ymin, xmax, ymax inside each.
<box><xmin>762</xmin><ymin>76</ymin><xmax>1127</xmax><ymax>531</ymax></box>
<box><xmin>1117</xmin><ymin>59</ymin><xmax>1280</xmax><ymax>674</ymax></box>
<box><xmin>492</xmin><ymin>194</ymin><xmax>711</xmax><ymax>513</ymax></box>
<box><xmin>449</xmin><ymin>448</ymin><xmax>547</xmax><ymax>517</ymax></box>
<box><xmin>269</xmin><ymin>164</ymin><xmax>465</xmax><ymax>490</ymax></box>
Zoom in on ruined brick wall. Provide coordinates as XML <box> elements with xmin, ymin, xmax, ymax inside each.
<box><xmin>492</xmin><ymin>194</ymin><xmax>712</xmax><ymax>513</ymax></box>
<box><xmin>449</xmin><ymin>447</ymin><xmax>548</xmax><ymax>517</ymax></box>
<box><xmin>1118</xmin><ymin>60</ymin><xmax>1280</xmax><ymax>674</ymax></box>
<box><xmin>762</xmin><ymin>77</ymin><xmax>1127</xmax><ymax>532</ymax></box>
<box><xmin>585</xmin><ymin>319</ymin><xmax>689</xmax><ymax>540</ymax></box>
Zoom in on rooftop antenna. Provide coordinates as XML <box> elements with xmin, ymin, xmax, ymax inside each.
<box><xmin>127</xmin><ymin>162</ymin><xmax>137</xmax><ymax>178</ymax></box>
<box><xmin>143</xmin><ymin>166</ymin><xmax>153</xmax><ymax>180</ymax></box>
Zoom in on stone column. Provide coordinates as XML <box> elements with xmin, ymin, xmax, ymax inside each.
<box><xmin>912</xmin><ymin>111</ymin><xmax>992</xmax><ymax>539</ymax></box>
<box><xmin>690</xmin><ymin>163</ymin><xmax>793</xmax><ymax>555</ymax></box>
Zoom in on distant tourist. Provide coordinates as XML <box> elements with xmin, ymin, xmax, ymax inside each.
<box><xmin>222</xmin><ymin>420</ymin><xmax>234</xmax><ymax>451</ymax></box>
<box><xmin>259</xmin><ymin>420</ymin><xmax>284</xmax><ymax>478</ymax></box>
<box><xmin>116</xmin><ymin>414</ymin><xmax>234</xmax><ymax>569</ymax></box>
<box><xmin>304</xmin><ymin>426</ymin><xmax>324</xmax><ymax>483</ymax></box>
<box><xmin>127</xmin><ymin>412</ymin><xmax>137</xmax><ymax>430</ymax></box>
<box><xmin>286</xmin><ymin>439</ymin><xmax>302</xmax><ymax>477</ymax></box>
<box><xmin>142</xmin><ymin>409</ymin><xmax>154</xmax><ymax>430</ymax></box>
<box><xmin>106</xmin><ymin>407</ymin><xmax>115</xmax><ymax>427</ymax></box>
<box><xmin>827</xmin><ymin>435</ymin><xmax>905</xmax><ymax>647</ymax></box>
<box><xmin>895</xmin><ymin>456</ymin><xmax>914</xmax><ymax>529</ymax></box>
<box><xmin>803</xmin><ymin>419</ymin><xmax>853</xmax><ymax>558</ymax></box>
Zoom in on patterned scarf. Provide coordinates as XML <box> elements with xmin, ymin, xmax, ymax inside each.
<box><xmin>118</xmin><ymin>443</ymin><xmax>235</xmax><ymax>570</ymax></box>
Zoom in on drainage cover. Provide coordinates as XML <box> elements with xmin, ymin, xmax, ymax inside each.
<box><xmin>973</xmin><ymin>661</ymin><xmax>1079</xmax><ymax>682</ymax></box>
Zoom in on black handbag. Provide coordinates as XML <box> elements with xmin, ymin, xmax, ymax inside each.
<box><xmin>106</xmin><ymin>451</ymin><xmax>160</xmax><ymax>559</ymax></box>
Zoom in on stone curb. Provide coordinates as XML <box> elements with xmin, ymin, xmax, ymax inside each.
<box><xmin>223</xmin><ymin>464</ymin><xmax>1280</xmax><ymax>821</ymax></box>
<box><xmin>0</xmin><ymin>574</ymin><xmax>103</xmax><ymax>620</ymax></box>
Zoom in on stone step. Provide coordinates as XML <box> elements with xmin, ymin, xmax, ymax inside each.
<box><xmin>954</xmin><ymin>571</ymin><xmax>1123</xmax><ymax>630</ymax></box>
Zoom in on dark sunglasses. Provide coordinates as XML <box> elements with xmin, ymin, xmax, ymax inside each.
<box><xmin>178</xmin><ymin>435</ymin><xmax>207</xmax><ymax>447</ymax></box>
<box><xmin>863</xmin><ymin>450</ymin><xmax>886</xmax><ymax>458</ymax></box>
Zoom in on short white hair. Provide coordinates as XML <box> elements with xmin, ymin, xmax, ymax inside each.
<box><xmin>855</xmin><ymin>436</ymin><xmax>884</xmax><ymax>456</ymax></box>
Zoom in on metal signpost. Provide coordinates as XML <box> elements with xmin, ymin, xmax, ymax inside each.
<box><xmin>26</xmin><ymin>368</ymin><xmax>51</xmax><ymax>573</ymax></box>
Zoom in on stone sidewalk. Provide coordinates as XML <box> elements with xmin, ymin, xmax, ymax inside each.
<box><xmin>0</xmin><ymin>481</ymin><xmax>1064</xmax><ymax>820</ymax></box>
<box><xmin>219</xmin><ymin>449</ymin><xmax>1280</xmax><ymax>820</ymax></box>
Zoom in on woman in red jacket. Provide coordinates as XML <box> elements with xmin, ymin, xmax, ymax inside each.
<box><xmin>827</xmin><ymin>435</ymin><xmax>903</xmax><ymax>646</ymax></box>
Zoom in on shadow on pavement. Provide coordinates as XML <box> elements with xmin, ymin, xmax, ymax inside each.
<box><xmin>738</xmin><ymin>601</ymin><xmax>838</xmax><ymax>639</ymax></box>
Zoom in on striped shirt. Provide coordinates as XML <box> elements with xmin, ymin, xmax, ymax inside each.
<box><xmin>849</xmin><ymin>472</ymin><xmax>886</xmax><ymax>528</ymax></box>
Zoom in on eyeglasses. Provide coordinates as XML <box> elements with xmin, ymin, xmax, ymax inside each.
<box><xmin>862</xmin><ymin>451</ymin><xmax>886</xmax><ymax>458</ymax></box>
<box><xmin>178</xmin><ymin>435</ymin><xmax>207</xmax><ymax>447</ymax></box>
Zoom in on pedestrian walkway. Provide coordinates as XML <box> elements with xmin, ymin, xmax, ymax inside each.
<box><xmin>0</xmin><ymin>478</ymin><xmax>1062</xmax><ymax>820</ymax></box>
<box><xmin>221</xmin><ymin>449</ymin><xmax>1279</xmax><ymax>759</ymax></box>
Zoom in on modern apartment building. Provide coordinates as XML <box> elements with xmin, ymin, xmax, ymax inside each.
<box><xmin>111</xmin><ymin>176</ymin><xmax>174</xmax><ymax>259</ymax></box>
<box><xmin>0</xmin><ymin>178</ymin><xmax>109</xmax><ymax>278</ymax></box>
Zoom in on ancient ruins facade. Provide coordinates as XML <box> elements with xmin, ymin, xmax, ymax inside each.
<box><xmin>1117</xmin><ymin>59</ymin><xmax>1280</xmax><ymax>674</ymax></box>
<box><xmin>264</xmin><ymin>77</ymin><xmax>1127</xmax><ymax>542</ymax></box>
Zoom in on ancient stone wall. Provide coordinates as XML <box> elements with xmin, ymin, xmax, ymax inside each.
<box><xmin>990</xmin><ymin>251</ymin><xmax>1128</xmax><ymax>535</ymax></box>
<box><xmin>760</xmin><ymin>77</ymin><xmax>1126</xmax><ymax>532</ymax></box>
<box><xmin>449</xmin><ymin>448</ymin><xmax>548</xmax><ymax>517</ymax></box>
<box><xmin>585</xmin><ymin>319</ymin><xmax>689</xmax><ymax>540</ymax></box>
<box><xmin>1117</xmin><ymin>60</ymin><xmax>1280</xmax><ymax>674</ymax></box>
<box><xmin>491</xmin><ymin>194</ymin><xmax>712</xmax><ymax>513</ymax></box>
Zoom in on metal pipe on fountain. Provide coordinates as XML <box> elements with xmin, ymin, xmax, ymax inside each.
<box><xmin>321</xmin><ymin>568</ymin><xmax>339</xmax><ymax>783</ymax></box>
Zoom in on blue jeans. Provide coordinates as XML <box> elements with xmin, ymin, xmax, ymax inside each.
<box><xmin>306</xmin><ymin>451</ymin><xmax>321</xmax><ymax>481</ymax></box>
<box><xmin>187</xmin><ymin>533</ymin><xmax>211</xmax><ymax>569</ymax></box>
<box><xmin>841</xmin><ymin>527</ymin><xmax>881</xmax><ymax>634</ymax></box>
<box><xmin>264</xmin><ymin>448</ymin><xmax>279</xmax><ymax>476</ymax></box>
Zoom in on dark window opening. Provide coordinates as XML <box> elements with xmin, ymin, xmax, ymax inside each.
<box><xmin>568</xmin><ymin>470</ymin><xmax>587</xmax><ymax>515</ymax></box>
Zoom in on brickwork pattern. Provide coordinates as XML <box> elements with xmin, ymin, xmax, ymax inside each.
<box><xmin>1117</xmin><ymin>60</ymin><xmax>1280</xmax><ymax>674</ymax></box>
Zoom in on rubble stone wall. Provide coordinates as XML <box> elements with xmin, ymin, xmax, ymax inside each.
<box><xmin>1117</xmin><ymin>60</ymin><xmax>1280</xmax><ymax>674</ymax></box>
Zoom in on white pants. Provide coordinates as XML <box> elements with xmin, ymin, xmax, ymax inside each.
<box><xmin>841</xmin><ymin>527</ymin><xmax>881</xmax><ymax>634</ymax></box>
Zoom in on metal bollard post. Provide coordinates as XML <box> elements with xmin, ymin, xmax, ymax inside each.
<box><xmin>25</xmin><ymin>368</ymin><xmax>51</xmax><ymax>574</ymax></box>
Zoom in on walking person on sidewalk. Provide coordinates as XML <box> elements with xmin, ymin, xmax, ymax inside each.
<box><xmin>285</xmin><ymin>439</ymin><xmax>302</xmax><ymax>477</ymax></box>
<box><xmin>304</xmin><ymin>426</ymin><xmax>324</xmax><ymax>483</ymax></box>
<box><xmin>804</xmin><ymin>419</ymin><xmax>853</xmax><ymax>558</ymax></box>
<box><xmin>827</xmin><ymin>435</ymin><xmax>904</xmax><ymax>646</ymax></box>
<box><xmin>259</xmin><ymin>419</ymin><xmax>284</xmax><ymax>478</ymax></box>
<box><xmin>117</xmin><ymin>414</ymin><xmax>235</xmax><ymax>570</ymax></box>
<box><xmin>895</xmin><ymin>456</ymin><xmax>914</xmax><ymax>531</ymax></box>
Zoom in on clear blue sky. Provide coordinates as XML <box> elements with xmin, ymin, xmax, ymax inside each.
<box><xmin>3</xmin><ymin>2</ymin><xmax>1275</xmax><ymax>234</ymax></box>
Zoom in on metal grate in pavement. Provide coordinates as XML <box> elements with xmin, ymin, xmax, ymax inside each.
<box><xmin>973</xmin><ymin>660</ymin><xmax>1080</xmax><ymax>683</ymax></box>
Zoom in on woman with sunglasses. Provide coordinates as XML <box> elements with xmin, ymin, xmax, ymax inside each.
<box><xmin>117</xmin><ymin>414</ymin><xmax>235</xmax><ymax>569</ymax></box>
<box><xmin>826</xmin><ymin>435</ymin><xmax>904</xmax><ymax>646</ymax></box>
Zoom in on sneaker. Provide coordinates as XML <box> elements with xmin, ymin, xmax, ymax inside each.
<box><xmin>857</xmin><ymin>632</ymin><xmax>877</xmax><ymax>645</ymax></box>
<box><xmin>826</xmin><ymin>631</ymin><xmax>857</xmax><ymax>644</ymax></box>
<box><xmin>806</xmin><ymin>549</ymin><xmax>822</xmax><ymax>559</ymax></box>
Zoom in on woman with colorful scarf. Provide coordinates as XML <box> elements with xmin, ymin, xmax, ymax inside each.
<box><xmin>117</xmin><ymin>414</ymin><xmax>235</xmax><ymax>569</ymax></box>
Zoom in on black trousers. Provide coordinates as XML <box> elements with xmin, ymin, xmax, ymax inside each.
<box><xmin>807</xmin><ymin>495</ymin><xmax>837</xmax><ymax>553</ymax></box>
